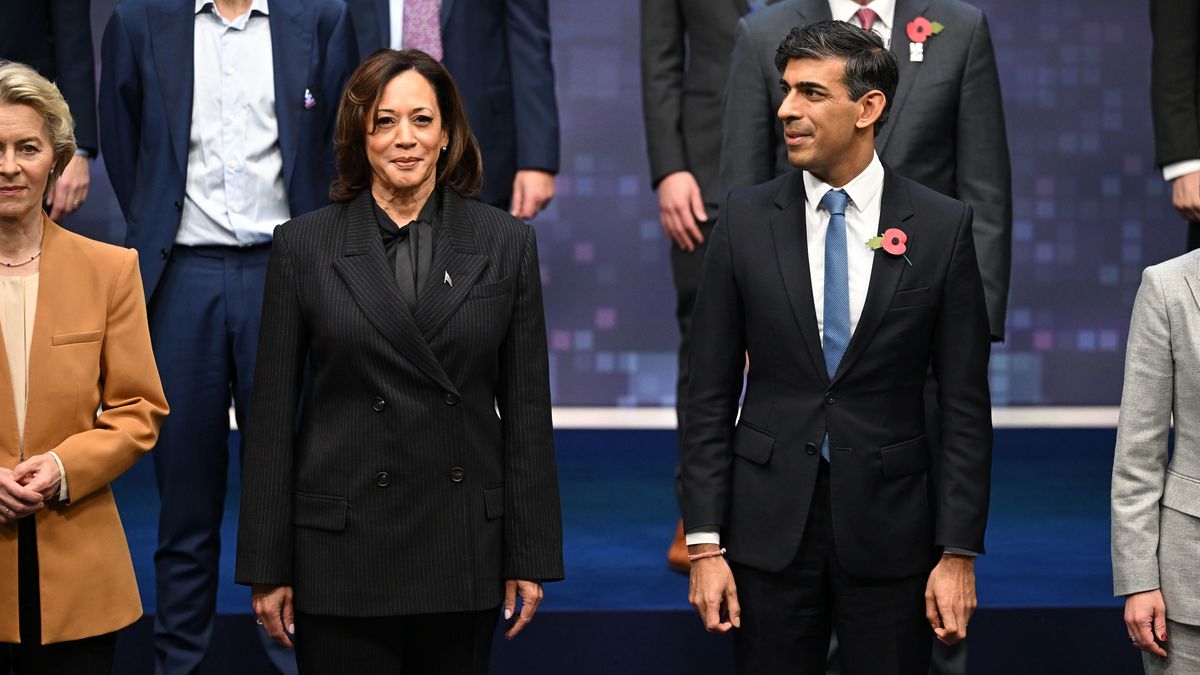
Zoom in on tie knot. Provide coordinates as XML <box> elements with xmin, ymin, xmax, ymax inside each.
<box><xmin>852</xmin><ymin>0</ymin><xmax>872</xmax><ymax>5</ymax></box>
<box><xmin>855</xmin><ymin>7</ymin><xmax>879</xmax><ymax>31</ymax></box>
<box><xmin>820</xmin><ymin>189</ymin><xmax>849</xmax><ymax>217</ymax></box>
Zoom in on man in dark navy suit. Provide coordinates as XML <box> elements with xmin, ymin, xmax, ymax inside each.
<box><xmin>98</xmin><ymin>1</ymin><xmax>357</xmax><ymax>672</ymax></box>
<box><xmin>682</xmin><ymin>22</ymin><xmax>992</xmax><ymax>675</ymax></box>
<box><xmin>345</xmin><ymin>0</ymin><xmax>559</xmax><ymax>220</ymax></box>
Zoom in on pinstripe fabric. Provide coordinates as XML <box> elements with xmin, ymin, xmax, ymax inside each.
<box><xmin>235</xmin><ymin>187</ymin><xmax>563</xmax><ymax>617</ymax></box>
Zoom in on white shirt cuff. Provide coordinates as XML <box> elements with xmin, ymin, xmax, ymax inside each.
<box><xmin>684</xmin><ymin>528</ymin><xmax>721</xmax><ymax>547</ymax></box>
<box><xmin>1163</xmin><ymin>160</ymin><xmax>1200</xmax><ymax>182</ymax></box>
<box><xmin>47</xmin><ymin>451</ymin><xmax>68</xmax><ymax>502</ymax></box>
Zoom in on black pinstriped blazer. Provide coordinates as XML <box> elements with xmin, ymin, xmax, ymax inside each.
<box><xmin>235</xmin><ymin>187</ymin><xmax>563</xmax><ymax>616</ymax></box>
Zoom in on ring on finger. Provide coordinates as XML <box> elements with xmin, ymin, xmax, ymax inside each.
<box><xmin>256</xmin><ymin>618</ymin><xmax>264</xmax><ymax>626</ymax></box>
<box><xmin>1129</xmin><ymin>635</ymin><xmax>1137</xmax><ymax>644</ymax></box>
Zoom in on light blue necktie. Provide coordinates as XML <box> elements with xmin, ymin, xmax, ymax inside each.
<box><xmin>820</xmin><ymin>189</ymin><xmax>850</xmax><ymax>461</ymax></box>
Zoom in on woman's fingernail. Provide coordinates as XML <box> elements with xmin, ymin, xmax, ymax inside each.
<box><xmin>504</xmin><ymin>608</ymin><xmax>513</xmax><ymax>620</ymax></box>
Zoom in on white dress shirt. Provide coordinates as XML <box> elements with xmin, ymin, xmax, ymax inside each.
<box><xmin>178</xmin><ymin>0</ymin><xmax>290</xmax><ymax>247</ymax></box>
<box><xmin>1164</xmin><ymin>160</ymin><xmax>1200</xmax><ymax>182</ymax></box>
<box><xmin>829</xmin><ymin>0</ymin><xmax>896</xmax><ymax>48</ymax></box>
<box><xmin>389</xmin><ymin>0</ymin><xmax>405</xmax><ymax>50</ymax></box>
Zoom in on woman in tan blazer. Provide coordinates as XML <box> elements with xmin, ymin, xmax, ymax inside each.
<box><xmin>0</xmin><ymin>61</ymin><xmax>167</xmax><ymax>672</ymax></box>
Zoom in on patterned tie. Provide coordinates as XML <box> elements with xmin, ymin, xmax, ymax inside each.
<box><xmin>820</xmin><ymin>189</ymin><xmax>850</xmax><ymax>461</ymax></box>
<box><xmin>403</xmin><ymin>0</ymin><xmax>443</xmax><ymax>61</ymax></box>
<box><xmin>855</xmin><ymin>7</ymin><xmax>879</xmax><ymax>32</ymax></box>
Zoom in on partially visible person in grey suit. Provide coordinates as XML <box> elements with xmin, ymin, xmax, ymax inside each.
<box><xmin>640</xmin><ymin>0</ymin><xmax>782</xmax><ymax>574</ymax></box>
<box><xmin>719</xmin><ymin>0</ymin><xmax>1010</xmax><ymax>343</ymax></box>
<box><xmin>1113</xmin><ymin>250</ymin><xmax>1200</xmax><ymax>674</ymax></box>
<box><xmin>236</xmin><ymin>49</ymin><xmax>563</xmax><ymax>674</ymax></box>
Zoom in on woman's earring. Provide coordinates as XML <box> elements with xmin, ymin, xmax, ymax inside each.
<box><xmin>441</xmin><ymin>146</ymin><xmax>448</xmax><ymax>152</ymax></box>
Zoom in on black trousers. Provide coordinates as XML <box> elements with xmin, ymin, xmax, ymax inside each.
<box><xmin>0</xmin><ymin>518</ymin><xmax>117</xmax><ymax>675</ymax></box>
<box><xmin>294</xmin><ymin>608</ymin><xmax>499</xmax><ymax>674</ymax></box>
<box><xmin>1188</xmin><ymin>221</ymin><xmax>1200</xmax><ymax>252</ymax></box>
<box><xmin>731</xmin><ymin>462</ymin><xmax>932</xmax><ymax>675</ymax></box>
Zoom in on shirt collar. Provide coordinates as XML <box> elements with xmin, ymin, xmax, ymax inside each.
<box><xmin>195</xmin><ymin>0</ymin><xmax>270</xmax><ymax>20</ymax></box>
<box><xmin>803</xmin><ymin>152</ymin><xmax>885</xmax><ymax>215</ymax></box>
<box><xmin>828</xmin><ymin>0</ymin><xmax>895</xmax><ymax>29</ymax></box>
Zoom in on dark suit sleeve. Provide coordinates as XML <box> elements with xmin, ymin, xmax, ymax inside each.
<box><xmin>49</xmin><ymin>0</ymin><xmax>98</xmax><ymax>156</ymax></box>
<box><xmin>679</xmin><ymin>200</ymin><xmax>747</xmax><ymax>532</ymax></box>
<box><xmin>319</xmin><ymin>4</ymin><xmax>360</xmax><ymax>185</ymax></box>
<box><xmin>1151</xmin><ymin>0</ymin><xmax>1200</xmax><ymax>167</ymax></box>
<box><xmin>640</xmin><ymin>0</ymin><xmax>688</xmax><ymax>187</ymax></box>
<box><xmin>98</xmin><ymin>9</ymin><xmax>141</xmax><ymax>219</ymax></box>
<box><xmin>504</xmin><ymin>0</ymin><xmax>560</xmax><ymax>173</ymax></box>
<box><xmin>930</xmin><ymin>204</ymin><xmax>993</xmax><ymax>553</ymax></box>
<box><xmin>236</xmin><ymin>227</ymin><xmax>308</xmax><ymax>586</ymax></box>
<box><xmin>719</xmin><ymin>18</ymin><xmax>777</xmax><ymax>196</ymax></box>
<box><xmin>955</xmin><ymin>11</ymin><xmax>1010</xmax><ymax>342</ymax></box>
<box><xmin>496</xmin><ymin>225</ymin><xmax>564</xmax><ymax>581</ymax></box>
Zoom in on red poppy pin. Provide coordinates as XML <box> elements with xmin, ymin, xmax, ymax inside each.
<box><xmin>906</xmin><ymin>17</ymin><xmax>944</xmax><ymax>62</ymax></box>
<box><xmin>867</xmin><ymin>228</ymin><xmax>913</xmax><ymax>266</ymax></box>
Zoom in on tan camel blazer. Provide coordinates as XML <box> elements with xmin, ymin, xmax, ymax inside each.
<box><xmin>0</xmin><ymin>217</ymin><xmax>167</xmax><ymax>644</ymax></box>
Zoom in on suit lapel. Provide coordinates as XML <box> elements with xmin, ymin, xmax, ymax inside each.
<box><xmin>269</xmin><ymin>0</ymin><xmax>311</xmax><ymax>189</ymax></box>
<box><xmin>23</xmin><ymin>219</ymin><xmax>68</xmax><ymax>453</ymax></box>
<box><xmin>796</xmin><ymin>0</ymin><xmax>834</xmax><ymax>25</ymax></box>
<box><xmin>770</xmin><ymin>173</ymin><xmax>829</xmax><ymax>387</ymax></box>
<box><xmin>333</xmin><ymin>193</ymin><xmax>459</xmax><ymax>394</ymax></box>
<box><xmin>1185</xmin><ymin>257</ymin><xmax>1200</xmax><ymax>313</ymax></box>
<box><xmin>830</xmin><ymin>169</ymin><xmax>913</xmax><ymax>384</ymax></box>
<box><xmin>414</xmin><ymin>189</ymin><xmax>489</xmax><ymax>340</ymax></box>
<box><xmin>441</xmin><ymin>0</ymin><xmax>456</xmax><ymax>31</ymax></box>
<box><xmin>877</xmin><ymin>0</ymin><xmax>931</xmax><ymax>152</ymax></box>
<box><xmin>374</xmin><ymin>0</ymin><xmax>391</xmax><ymax>48</ymax></box>
<box><xmin>149</xmin><ymin>1</ymin><xmax>195</xmax><ymax>178</ymax></box>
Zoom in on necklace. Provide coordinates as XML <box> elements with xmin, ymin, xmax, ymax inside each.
<box><xmin>0</xmin><ymin>251</ymin><xmax>41</xmax><ymax>268</ymax></box>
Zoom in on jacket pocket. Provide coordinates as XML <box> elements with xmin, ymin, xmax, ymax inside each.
<box><xmin>880</xmin><ymin>435</ymin><xmax>931</xmax><ymax>478</ymax></box>
<box><xmin>468</xmin><ymin>276</ymin><xmax>512</xmax><ymax>300</ymax></box>
<box><xmin>732</xmin><ymin>423</ymin><xmax>776</xmax><ymax>465</ymax></box>
<box><xmin>293</xmin><ymin>491</ymin><xmax>348</xmax><ymax>532</ymax></box>
<box><xmin>51</xmin><ymin>329</ymin><xmax>104</xmax><ymax>346</ymax></box>
<box><xmin>1163</xmin><ymin>470</ymin><xmax>1200</xmax><ymax>518</ymax></box>
<box><xmin>484</xmin><ymin>485</ymin><xmax>504</xmax><ymax>519</ymax></box>
<box><xmin>889</xmin><ymin>287</ymin><xmax>930</xmax><ymax>310</ymax></box>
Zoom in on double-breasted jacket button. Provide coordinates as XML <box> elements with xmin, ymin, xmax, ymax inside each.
<box><xmin>824</xmin><ymin>392</ymin><xmax>837</xmax><ymax>404</ymax></box>
<box><xmin>449</xmin><ymin>466</ymin><xmax>465</xmax><ymax>483</ymax></box>
<box><xmin>375</xmin><ymin>471</ymin><xmax>391</xmax><ymax>487</ymax></box>
<box><xmin>372</xmin><ymin>396</ymin><xmax>386</xmax><ymax>412</ymax></box>
<box><xmin>805</xmin><ymin>443</ymin><xmax>818</xmax><ymax>455</ymax></box>
<box><xmin>160</xmin><ymin>248</ymin><xmax>170</xmax><ymax>259</ymax></box>
<box><xmin>443</xmin><ymin>392</ymin><xmax>459</xmax><ymax>406</ymax></box>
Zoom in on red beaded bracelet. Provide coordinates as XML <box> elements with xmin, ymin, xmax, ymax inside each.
<box><xmin>687</xmin><ymin>547</ymin><xmax>727</xmax><ymax>562</ymax></box>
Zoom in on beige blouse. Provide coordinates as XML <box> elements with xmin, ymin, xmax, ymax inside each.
<box><xmin>0</xmin><ymin>273</ymin><xmax>38</xmax><ymax>448</ymax></box>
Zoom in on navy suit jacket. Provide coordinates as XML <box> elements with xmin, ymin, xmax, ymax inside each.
<box><xmin>0</xmin><ymin>0</ymin><xmax>99</xmax><ymax>156</ymax></box>
<box><xmin>346</xmin><ymin>0</ymin><xmax>560</xmax><ymax>207</ymax></box>
<box><xmin>681</xmin><ymin>168</ymin><xmax>992</xmax><ymax>578</ymax></box>
<box><xmin>98</xmin><ymin>0</ymin><xmax>358</xmax><ymax>298</ymax></box>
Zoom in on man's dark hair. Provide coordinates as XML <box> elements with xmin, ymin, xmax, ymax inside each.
<box><xmin>775</xmin><ymin>20</ymin><xmax>899</xmax><ymax>129</ymax></box>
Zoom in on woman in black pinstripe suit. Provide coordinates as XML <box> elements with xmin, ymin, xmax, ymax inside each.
<box><xmin>234</xmin><ymin>49</ymin><xmax>563</xmax><ymax>675</ymax></box>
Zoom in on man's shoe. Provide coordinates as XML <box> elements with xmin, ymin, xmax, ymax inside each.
<box><xmin>667</xmin><ymin>519</ymin><xmax>690</xmax><ymax>574</ymax></box>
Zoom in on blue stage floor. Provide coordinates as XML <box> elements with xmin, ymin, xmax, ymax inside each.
<box><xmin>112</xmin><ymin>427</ymin><xmax>1120</xmax><ymax>615</ymax></box>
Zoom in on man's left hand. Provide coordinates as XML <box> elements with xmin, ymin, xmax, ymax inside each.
<box><xmin>45</xmin><ymin>154</ymin><xmax>91</xmax><ymax>222</ymax></box>
<box><xmin>511</xmin><ymin>170</ymin><xmax>556</xmax><ymax>220</ymax></box>
<box><xmin>925</xmin><ymin>553</ymin><xmax>977</xmax><ymax>645</ymax></box>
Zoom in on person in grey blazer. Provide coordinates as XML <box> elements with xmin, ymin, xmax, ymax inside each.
<box><xmin>719</xmin><ymin>0</ymin><xmax>1010</xmax><ymax>343</ymax></box>
<box><xmin>235</xmin><ymin>49</ymin><xmax>563</xmax><ymax>674</ymax></box>
<box><xmin>640</xmin><ymin>0</ymin><xmax>782</xmax><ymax>573</ymax></box>
<box><xmin>1113</xmin><ymin>250</ymin><xmax>1200</xmax><ymax>674</ymax></box>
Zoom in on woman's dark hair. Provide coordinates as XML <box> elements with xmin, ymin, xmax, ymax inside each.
<box><xmin>774</xmin><ymin>20</ymin><xmax>899</xmax><ymax>130</ymax></box>
<box><xmin>330</xmin><ymin>49</ymin><xmax>483</xmax><ymax>201</ymax></box>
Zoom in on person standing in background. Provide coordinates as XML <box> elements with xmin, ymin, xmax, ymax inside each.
<box><xmin>98</xmin><ymin>1</ymin><xmax>357</xmax><ymax>672</ymax></box>
<box><xmin>0</xmin><ymin>0</ymin><xmax>97</xmax><ymax>223</ymax></box>
<box><xmin>639</xmin><ymin>0</ymin><xmax>781</xmax><ymax>574</ymax></box>
<box><xmin>345</xmin><ymin>0</ymin><xmax>559</xmax><ymax>220</ymax></box>
<box><xmin>1150</xmin><ymin>0</ymin><xmax>1200</xmax><ymax>250</ymax></box>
